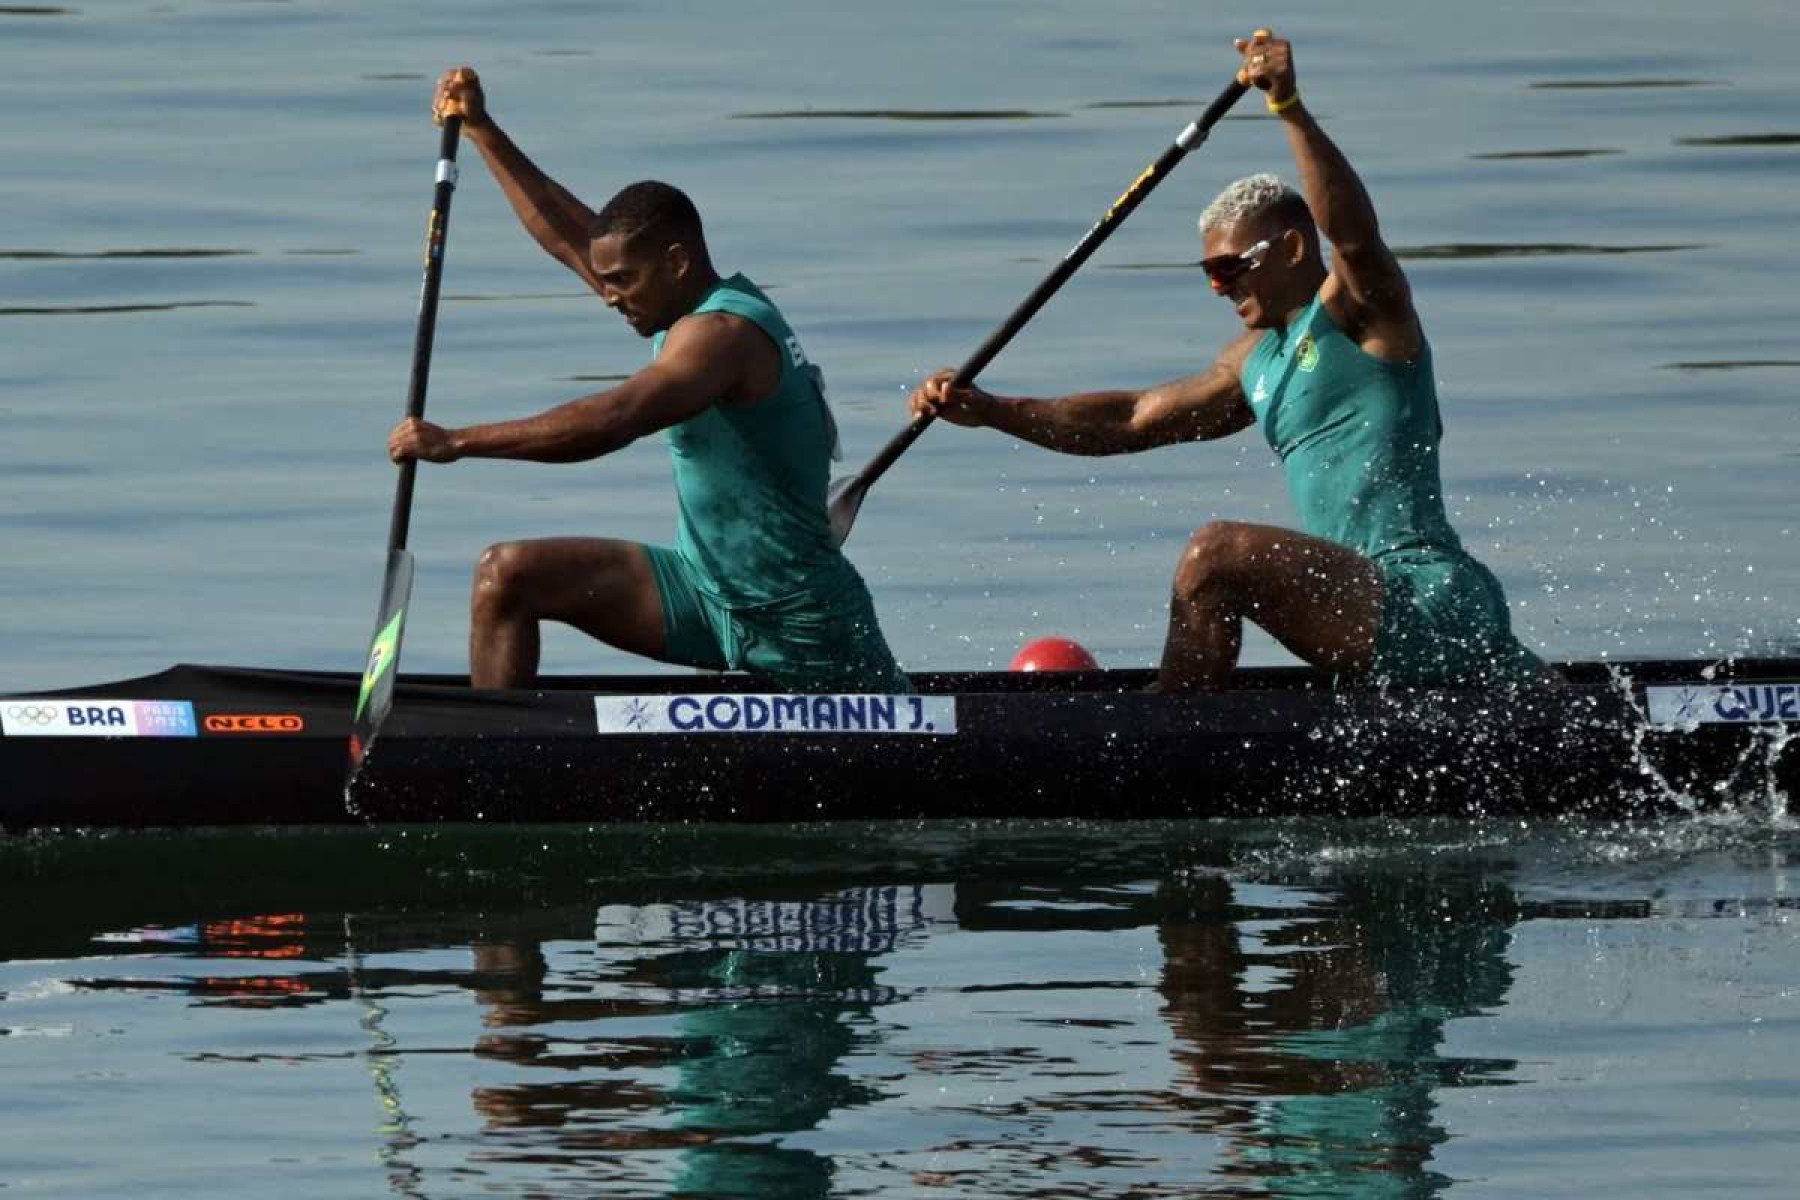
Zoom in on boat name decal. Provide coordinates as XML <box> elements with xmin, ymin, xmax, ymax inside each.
<box><xmin>593</xmin><ymin>693</ymin><xmax>957</xmax><ymax>736</ymax></box>
<box><xmin>1</xmin><ymin>699</ymin><xmax>197</xmax><ymax>738</ymax></box>
<box><xmin>1644</xmin><ymin>683</ymin><xmax>1800</xmax><ymax>726</ymax></box>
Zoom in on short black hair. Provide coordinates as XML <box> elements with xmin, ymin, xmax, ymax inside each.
<box><xmin>1260</xmin><ymin>189</ymin><xmax>1316</xmax><ymax>242</ymax></box>
<box><xmin>588</xmin><ymin>180</ymin><xmax>705</xmax><ymax>251</ymax></box>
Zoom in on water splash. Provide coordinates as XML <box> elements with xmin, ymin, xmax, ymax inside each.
<box><xmin>1606</xmin><ymin>662</ymin><xmax>1795</xmax><ymax>823</ymax></box>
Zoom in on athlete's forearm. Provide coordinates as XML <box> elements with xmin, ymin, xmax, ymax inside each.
<box><xmin>976</xmin><ymin>391</ymin><xmax>1153</xmax><ymax>456</ymax></box>
<box><xmin>1276</xmin><ymin>101</ymin><xmax>1383</xmax><ymax>256</ymax></box>
<box><xmin>463</xmin><ymin>119</ymin><xmax>596</xmax><ymax>271</ymax></box>
<box><xmin>450</xmin><ymin>394</ymin><xmax>637</xmax><ymax>464</ymax></box>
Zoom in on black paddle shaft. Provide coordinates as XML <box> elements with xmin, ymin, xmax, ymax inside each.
<box><xmin>844</xmin><ymin>79</ymin><xmax>1250</xmax><ymax>502</ymax></box>
<box><xmin>387</xmin><ymin>115</ymin><xmax>463</xmax><ymax>553</ymax></box>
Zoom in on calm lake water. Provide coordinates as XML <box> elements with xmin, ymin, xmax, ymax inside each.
<box><xmin>3</xmin><ymin>0</ymin><xmax>1797</xmax><ymax>1195</ymax></box>
<box><xmin>3</xmin><ymin>819</ymin><xmax>1798</xmax><ymax>1198</ymax></box>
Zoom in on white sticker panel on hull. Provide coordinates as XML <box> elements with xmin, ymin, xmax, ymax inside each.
<box><xmin>1</xmin><ymin>699</ymin><xmax>197</xmax><ymax>737</ymax></box>
<box><xmin>1644</xmin><ymin>682</ymin><xmax>1800</xmax><ymax>727</ymax></box>
<box><xmin>593</xmin><ymin>693</ymin><xmax>957</xmax><ymax>736</ymax></box>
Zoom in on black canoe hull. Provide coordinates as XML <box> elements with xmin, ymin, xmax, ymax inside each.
<box><xmin>3</xmin><ymin>660</ymin><xmax>1797</xmax><ymax>828</ymax></box>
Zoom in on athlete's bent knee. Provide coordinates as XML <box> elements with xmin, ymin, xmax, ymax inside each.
<box><xmin>472</xmin><ymin>542</ymin><xmax>534</xmax><ymax>615</ymax></box>
<box><xmin>1174</xmin><ymin>521</ymin><xmax>1254</xmax><ymax>600</ymax></box>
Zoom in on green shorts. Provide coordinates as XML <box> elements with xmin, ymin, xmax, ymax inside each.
<box><xmin>644</xmin><ymin>545</ymin><xmax>910</xmax><ymax>693</ymax></box>
<box><xmin>1371</xmin><ymin>549</ymin><xmax>1545</xmax><ymax>686</ymax></box>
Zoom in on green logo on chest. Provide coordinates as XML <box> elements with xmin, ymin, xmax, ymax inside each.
<box><xmin>1295</xmin><ymin>334</ymin><xmax>1319</xmax><ymax>373</ymax></box>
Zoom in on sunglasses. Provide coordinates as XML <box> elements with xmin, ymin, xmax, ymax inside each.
<box><xmin>1201</xmin><ymin>234</ymin><xmax>1284</xmax><ymax>291</ymax></box>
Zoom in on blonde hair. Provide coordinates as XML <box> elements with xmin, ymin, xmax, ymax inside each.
<box><xmin>1198</xmin><ymin>173</ymin><xmax>1305</xmax><ymax>236</ymax></box>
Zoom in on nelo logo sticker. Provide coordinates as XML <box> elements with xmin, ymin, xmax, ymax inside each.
<box><xmin>203</xmin><ymin>714</ymin><xmax>306</xmax><ymax>734</ymax></box>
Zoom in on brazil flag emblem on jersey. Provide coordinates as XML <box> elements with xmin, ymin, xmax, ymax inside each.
<box><xmin>1295</xmin><ymin>334</ymin><xmax>1320</xmax><ymax>373</ymax></box>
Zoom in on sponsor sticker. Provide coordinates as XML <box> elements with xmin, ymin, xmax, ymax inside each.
<box><xmin>593</xmin><ymin>693</ymin><xmax>957</xmax><ymax>736</ymax></box>
<box><xmin>203</xmin><ymin>713</ymin><xmax>306</xmax><ymax>734</ymax></box>
<box><xmin>1</xmin><ymin>699</ymin><xmax>198</xmax><ymax>738</ymax></box>
<box><xmin>1644</xmin><ymin>683</ymin><xmax>1800</xmax><ymax>727</ymax></box>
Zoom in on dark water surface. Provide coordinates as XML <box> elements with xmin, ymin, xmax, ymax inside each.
<box><xmin>2</xmin><ymin>818</ymin><xmax>1797</xmax><ymax>1198</ymax></box>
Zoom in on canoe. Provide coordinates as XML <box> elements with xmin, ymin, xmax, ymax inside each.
<box><xmin>3</xmin><ymin>658</ymin><xmax>1796</xmax><ymax>828</ymax></box>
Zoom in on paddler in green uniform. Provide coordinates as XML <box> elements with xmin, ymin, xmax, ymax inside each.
<box><xmin>389</xmin><ymin>69</ymin><xmax>907</xmax><ymax>693</ymax></box>
<box><xmin>909</xmin><ymin>30</ymin><xmax>1547</xmax><ymax>692</ymax></box>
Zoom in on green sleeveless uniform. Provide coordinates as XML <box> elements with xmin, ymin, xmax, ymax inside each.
<box><xmin>1239</xmin><ymin>292</ymin><xmax>1543</xmax><ymax>685</ymax></box>
<box><xmin>645</xmin><ymin>274</ymin><xmax>907</xmax><ymax>692</ymax></box>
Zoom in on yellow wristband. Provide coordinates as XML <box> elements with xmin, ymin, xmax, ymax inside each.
<box><xmin>1267</xmin><ymin>91</ymin><xmax>1301</xmax><ymax>114</ymax></box>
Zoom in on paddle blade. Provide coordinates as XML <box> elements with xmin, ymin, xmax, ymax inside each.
<box><xmin>347</xmin><ymin>548</ymin><xmax>415</xmax><ymax>778</ymax></box>
<box><xmin>826</xmin><ymin>472</ymin><xmax>867</xmax><ymax>547</ymax></box>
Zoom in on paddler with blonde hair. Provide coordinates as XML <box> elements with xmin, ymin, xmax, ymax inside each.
<box><xmin>910</xmin><ymin>29</ymin><xmax>1548</xmax><ymax>692</ymax></box>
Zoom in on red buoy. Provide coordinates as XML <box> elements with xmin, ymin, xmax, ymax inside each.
<box><xmin>1010</xmin><ymin>636</ymin><xmax>1100</xmax><ymax>672</ymax></box>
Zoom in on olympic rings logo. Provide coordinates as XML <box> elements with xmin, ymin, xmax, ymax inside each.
<box><xmin>5</xmin><ymin>704</ymin><xmax>61</xmax><ymax>725</ymax></box>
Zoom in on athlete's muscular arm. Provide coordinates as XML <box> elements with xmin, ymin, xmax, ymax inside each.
<box><xmin>389</xmin><ymin>314</ymin><xmax>771</xmax><ymax>464</ymax></box>
<box><xmin>434</xmin><ymin>68</ymin><xmax>605</xmax><ymax>292</ymax></box>
<box><xmin>908</xmin><ymin>332</ymin><xmax>1259</xmax><ymax>456</ymax></box>
<box><xmin>1236</xmin><ymin>32</ymin><xmax>1421</xmax><ymax>358</ymax></box>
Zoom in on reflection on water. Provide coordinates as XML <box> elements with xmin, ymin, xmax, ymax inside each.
<box><xmin>464</xmin><ymin>892</ymin><xmax>917</xmax><ymax>1196</ymax></box>
<box><xmin>36</xmin><ymin>855</ymin><xmax>1521</xmax><ymax>1195</ymax></box>
<box><xmin>451</xmin><ymin>874</ymin><xmax>1513</xmax><ymax>1197</ymax></box>
<box><xmin>4</xmin><ymin>820</ymin><xmax>1798</xmax><ymax>1196</ymax></box>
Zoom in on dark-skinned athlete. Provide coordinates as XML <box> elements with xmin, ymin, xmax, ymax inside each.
<box><xmin>909</xmin><ymin>30</ymin><xmax>1546</xmax><ymax>693</ymax></box>
<box><xmin>390</xmin><ymin>68</ymin><xmax>907</xmax><ymax>692</ymax></box>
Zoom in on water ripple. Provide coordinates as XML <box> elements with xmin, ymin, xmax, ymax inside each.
<box><xmin>445</xmin><ymin>292</ymin><xmax>588</xmax><ymax>303</ymax></box>
<box><xmin>1472</xmin><ymin>148</ymin><xmax>1624</xmax><ymax>160</ymax></box>
<box><xmin>0</xmin><ymin>300</ymin><xmax>255</xmax><ymax>316</ymax></box>
<box><xmin>0</xmin><ymin>248</ymin><xmax>254</xmax><ymax>260</ymax></box>
<box><xmin>1080</xmin><ymin>98</ymin><xmax>1204</xmax><ymax>110</ymax></box>
<box><xmin>1530</xmin><ymin>78</ymin><xmax>1722</xmax><ymax>89</ymax></box>
<box><xmin>731</xmin><ymin>108</ymin><xmax>1065</xmax><ymax>122</ymax></box>
<box><xmin>1395</xmin><ymin>241</ymin><xmax>1704</xmax><ymax>260</ymax></box>
<box><xmin>1663</xmin><ymin>359</ymin><xmax>1800</xmax><ymax>372</ymax></box>
<box><xmin>1677</xmin><ymin>132</ymin><xmax>1800</xmax><ymax>147</ymax></box>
